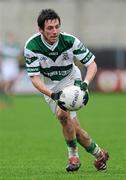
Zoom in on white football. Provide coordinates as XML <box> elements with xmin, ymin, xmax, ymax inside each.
<box><xmin>59</xmin><ymin>85</ymin><xmax>85</xmax><ymax>111</ymax></box>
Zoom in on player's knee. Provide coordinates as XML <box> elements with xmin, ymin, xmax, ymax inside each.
<box><xmin>57</xmin><ymin>110</ymin><xmax>67</xmax><ymax>121</ymax></box>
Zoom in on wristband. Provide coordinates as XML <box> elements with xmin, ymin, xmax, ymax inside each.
<box><xmin>84</xmin><ymin>80</ymin><xmax>89</xmax><ymax>86</ymax></box>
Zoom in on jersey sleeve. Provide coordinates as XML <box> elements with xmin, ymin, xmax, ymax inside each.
<box><xmin>24</xmin><ymin>48</ymin><xmax>40</xmax><ymax>76</ymax></box>
<box><xmin>73</xmin><ymin>37</ymin><xmax>95</xmax><ymax>67</ymax></box>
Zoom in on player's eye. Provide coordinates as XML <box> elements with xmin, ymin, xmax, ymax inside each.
<box><xmin>55</xmin><ymin>25</ymin><xmax>60</xmax><ymax>29</ymax></box>
<box><xmin>47</xmin><ymin>26</ymin><xmax>53</xmax><ymax>30</ymax></box>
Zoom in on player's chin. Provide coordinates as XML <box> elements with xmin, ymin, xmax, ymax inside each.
<box><xmin>50</xmin><ymin>37</ymin><xmax>58</xmax><ymax>43</ymax></box>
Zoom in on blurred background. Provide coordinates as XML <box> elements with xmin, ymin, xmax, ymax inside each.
<box><xmin>0</xmin><ymin>1</ymin><xmax>126</xmax><ymax>179</ymax></box>
<box><xmin>0</xmin><ymin>0</ymin><xmax>126</xmax><ymax>101</ymax></box>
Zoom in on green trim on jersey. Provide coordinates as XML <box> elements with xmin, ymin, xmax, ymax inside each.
<box><xmin>25</xmin><ymin>33</ymin><xmax>75</xmax><ymax>62</ymax></box>
<box><xmin>26</xmin><ymin>66</ymin><xmax>40</xmax><ymax>73</ymax></box>
<box><xmin>80</xmin><ymin>52</ymin><xmax>93</xmax><ymax>64</ymax></box>
<box><xmin>73</xmin><ymin>47</ymin><xmax>87</xmax><ymax>55</ymax></box>
<box><xmin>26</xmin><ymin>57</ymin><xmax>38</xmax><ymax>65</ymax></box>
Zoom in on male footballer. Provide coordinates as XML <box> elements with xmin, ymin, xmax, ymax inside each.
<box><xmin>24</xmin><ymin>9</ymin><xmax>109</xmax><ymax>172</ymax></box>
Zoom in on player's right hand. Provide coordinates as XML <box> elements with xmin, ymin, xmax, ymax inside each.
<box><xmin>51</xmin><ymin>91</ymin><xmax>67</xmax><ymax>111</ymax></box>
<box><xmin>51</xmin><ymin>91</ymin><xmax>62</xmax><ymax>101</ymax></box>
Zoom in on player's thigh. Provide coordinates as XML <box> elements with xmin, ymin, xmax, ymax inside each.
<box><xmin>44</xmin><ymin>95</ymin><xmax>77</xmax><ymax>119</ymax></box>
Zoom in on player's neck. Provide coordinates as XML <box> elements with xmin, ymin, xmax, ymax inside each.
<box><xmin>41</xmin><ymin>34</ymin><xmax>59</xmax><ymax>50</ymax></box>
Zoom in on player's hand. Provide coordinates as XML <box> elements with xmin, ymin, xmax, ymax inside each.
<box><xmin>51</xmin><ymin>91</ymin><xmax>67</xmax><ymax>111</ymax></box>
<box><xmin>80</xmin><ymin>82</ymin><xmax>89</xmax><ymax>105</ymax></box>
<box><xmin>80</xmin><ymin>82</ymin><xmax>88</xmax><ymax>91</ymax></box>
<box><xmin>74</xmin><ymin>80</ymin><xmax>89</xmax><ymax>105</ymax></box>
<box><xmin>57</xmin><ymin>100</ymin><xmax>67</xmax><ymax>111</ymax></box>
<box><xmin>83</xmin><ymin>90</ymin><xmax>89</xmax><ymax>105</ymax></box>
<box><xmin>51</xmin><ymin>91</ymin><xmax>62</xmax><ymax>101</ymax></box>
<box><xmin>74</xmin><ymin>80</ymin><xmax>88</xmax><ymax>91</ymax></box>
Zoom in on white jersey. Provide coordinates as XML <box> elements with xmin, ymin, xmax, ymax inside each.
<box><xmin>0</xmin><ymin>42</ymin><xmax>20</xmax><ymax>81</ymax></box>
<box><xmin>24</xmin><ymin>32</ymin><xmax>95</xmax><ymax>90</ymax></box>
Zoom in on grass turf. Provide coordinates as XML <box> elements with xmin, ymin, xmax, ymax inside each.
<box><xmin>0</xmin><ymin>93</ymin><xmax>125</xmax><ymax>179</ymax></box>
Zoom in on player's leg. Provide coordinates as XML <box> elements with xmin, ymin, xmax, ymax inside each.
<box><xmin>72</xmin><ymin>116</ymin><xmax>109</xmax><ymax>171</ymax></box>
<box><xmin>56</xmin><ymin>107</ymin><xmax>81</xmax><ymax>172</ymax></box>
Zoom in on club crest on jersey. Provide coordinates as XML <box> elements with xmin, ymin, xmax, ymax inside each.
<box><xmin>62</xmin><ymin>52</ymin><xmax>69</xmax><ymax>60</ymax></box>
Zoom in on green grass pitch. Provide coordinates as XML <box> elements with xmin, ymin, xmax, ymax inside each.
<box><xmin>0</xmin><ymin>93</ymin><xmax>125</xmax><ymax>179</ymax></box>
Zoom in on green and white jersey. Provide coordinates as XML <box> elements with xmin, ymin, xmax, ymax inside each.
<box><xmin>24</xmin><ymin>32</ymin><xmax>95</xmax><ymax>87</ymax></box>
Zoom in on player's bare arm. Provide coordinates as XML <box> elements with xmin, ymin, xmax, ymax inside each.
<box><xmin>84</xmin><ymin>61</ymin><xmax>97</xmax><ymax>85</ymax></box>
<box><xmin>30</xmin><ymin>75</ymin><xmax>52</xmax><ymax>97</ymax></box>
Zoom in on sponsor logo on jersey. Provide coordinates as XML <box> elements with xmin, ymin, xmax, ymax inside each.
<box><xmin>49</xmin><ymin>52</ymin><xmax>58</xmax><ymax>56</ymax></box>
<box><xmin>44</xmin><ymin>69</ymin><xmax>71</xmax><ymax>77</ymax></box>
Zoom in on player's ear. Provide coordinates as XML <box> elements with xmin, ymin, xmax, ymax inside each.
<box><xmin>38</xmin><ymin>27</ymin><xmax>43</xmax><ymax>33</ymax></box>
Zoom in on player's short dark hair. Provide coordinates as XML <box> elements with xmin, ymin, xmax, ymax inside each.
<box><xmin>37</xmin><ymin>9</ymin><xmax>61</xmax><ymax>29</ymax></box>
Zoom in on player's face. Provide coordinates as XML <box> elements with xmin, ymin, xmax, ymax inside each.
<box><xmin>40</xmin><ymin>19</ymin><xmax>60</xmax><ymax>45</ymax></box>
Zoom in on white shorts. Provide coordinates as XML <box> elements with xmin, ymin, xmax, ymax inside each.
<box><xmin>44</xmin><ymin>96</ymin><xmax>77</xmax><ymax>119</ymax></box>
<box><xmin>43</xmin><ymin>65</ymin><xmax>82</xmax><ymax>119</ymax></box>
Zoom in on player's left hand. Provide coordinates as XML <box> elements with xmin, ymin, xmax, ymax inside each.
<box><xmin>80</xmin><ymin>82</ymin><xmax>88</xmax><ymax>91</ymax></box>
<box><xmin>74</xmin><ymin>80</ymin><xmax>89</xmax><ymax>105</ymax></box>
<box><xmin>51</xmin><ymin>91</ymin><xmax>67</xmax><ymax>111</ymax></box>
<box><xmin>74</xmin><ymin>80</ymin><xmax>88</xmax><ymax>91</ymax></box>
<box><xmin>80</xmin><ymin>82</ymin><xmax>89</xmax><ymax>105</ymax></box>
<box><xmin>83</xmin><ymin>90</ymin><xmax>89</xmax><ymax>105</ymax></box>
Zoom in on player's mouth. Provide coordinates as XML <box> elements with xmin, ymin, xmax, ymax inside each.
<box><xmin>51</xmin><ymin>36</ymin><xmax>58</xmax><ymax>39</ymax></box>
